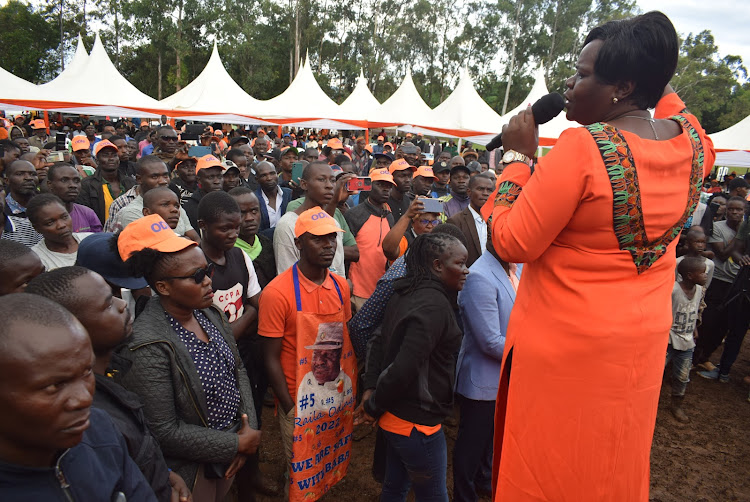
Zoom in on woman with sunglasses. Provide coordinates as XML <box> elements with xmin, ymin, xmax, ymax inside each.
<box><xmin>114</xmin><ymin>214</ymin><xmax>261</xmax><ymax>502</ymax></box>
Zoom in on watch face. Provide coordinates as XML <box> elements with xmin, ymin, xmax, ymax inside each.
<box><xmin>502</xmin><ymin>151</ymin><xmax>515</xmax><ymax>163</ymax></box>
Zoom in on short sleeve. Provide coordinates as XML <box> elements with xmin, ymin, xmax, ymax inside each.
<box><xmin>243</xmin><ymin>250</ymin><xmax>262</xmax><ymax>297</ymax></box>
<box><xmin>258</xmin><ymin>283</ymin><xmax>291</xmax><ymax>338</ymax></box>
<box><xmin>176</xmin><ymin>208</ymin><xmax>195</xmax><ymax>234</ymax></box>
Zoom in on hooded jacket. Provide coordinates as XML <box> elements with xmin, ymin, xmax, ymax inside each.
<box><xmin>363</xmin><ymin>276</ymin><xmax>462</xmax><ymax>425</ymax></box>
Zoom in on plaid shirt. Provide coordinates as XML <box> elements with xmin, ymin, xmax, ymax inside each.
<box><xmin>103</xmin><ymin>185</ymin><xmax>139</xmax><ymax>233</ymax></box>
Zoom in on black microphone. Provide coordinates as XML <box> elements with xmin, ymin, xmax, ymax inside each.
<box><xmin>486</xmin><ymin>92</ymin><xmax>565</xmax><ymax>151</ymax></box>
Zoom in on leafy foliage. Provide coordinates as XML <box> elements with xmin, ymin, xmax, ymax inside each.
<box><xmin>3</xmin><ymin>0</ymin><xmax>748</xmax><ymax>133</ymax></box>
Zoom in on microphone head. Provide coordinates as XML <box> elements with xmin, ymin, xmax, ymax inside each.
<box><xmin>531</xmin><ymin>93</ymin><xmax>565</xmax><ymax>124</ymax></box>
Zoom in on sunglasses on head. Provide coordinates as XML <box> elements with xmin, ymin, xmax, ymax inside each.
<box><xmin>162</xmin><ymin>262</ymin><xmax>214</xmax><ymax>283</ymax></box>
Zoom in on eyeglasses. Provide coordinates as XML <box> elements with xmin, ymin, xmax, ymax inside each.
<box><xmin>162</xmin><ymin>263</ymin><xmax>214</xmax><ymax>283</ymax></box>
<box><xmin>160</xmin><ymin>136</ymin><xmax>179</xmax><ymax>142</ymax></box>
<box><xmin>419</xmin><ymin>219</ymin><xmax>440</xmax><ymax>226</ymax></box>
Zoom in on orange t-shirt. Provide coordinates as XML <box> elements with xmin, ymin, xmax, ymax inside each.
<box><xmin>258</xmin><ymin>267</ymin><xmax>352</xmax><ymax>401</ymax></box>
<box><xmin>378</xmin><ymin>412</ymin><xmax>441</xmax><ymax>437</ymax></box>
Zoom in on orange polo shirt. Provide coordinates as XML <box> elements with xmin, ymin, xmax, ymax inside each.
<box><xmin>258</xmin><ymin>267</ymin><xmax>351</xmax><ymax>401</ymax></box>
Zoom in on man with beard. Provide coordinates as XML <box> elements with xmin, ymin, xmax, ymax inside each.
<box><xmin>77</xmin><ymin>140</ymin><xmax>136</xmax><ymax>224</ymax></box>
<box><xmin>46</xmin><ymin>163</ymin><xmax>102</xmax><ymax>232</ymax></box>
<box><xmin>254</xmin><ymin>160</ymin><xmax>291</xmax><ymax>238</ymax></box>
<box><xmin>2</xmin><ymin>160</ymin><xmax>43</xmax><ymax>246</ymax></box>
<box><xmin>27</xmin><ymin>119</ymin><xmax>49</xmax><ymax>151</ymax></box>
<box><xmin>26</xmin><ymin>268</ymin><xmax>192</xmax><ymax>502</ymax></box>
<box><xmin>153</xmin><ymin>126</ymin><xmax>180</xmax><ymax>168</ymax></box>
<box><xmin>447</xmin><ymin>173</ymin><xmax>494</xmax><ymax>267</ymax></box>
<box><xmin>443</xmin><ymin>163</ymin><xmax>471</xmax><ymax>219</ymax></box>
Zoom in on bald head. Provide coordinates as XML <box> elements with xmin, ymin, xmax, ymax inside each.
<box><xmin>450</xmin><ymin>156</ymin><xmax>465</xmax><ymax>168</ymax></box>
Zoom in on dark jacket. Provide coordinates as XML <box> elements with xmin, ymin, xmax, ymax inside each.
<box><xmin>364</xmin><ymin>277</ymin><xmax>462</xmax><ymax>425</ymax></box>
<box><xmin>76</xmin><ymin>169</ymin><xmax>136</xmax><ymax>224</ymax></box>
<box><xmin>94</xmin><ymin>359</ymin><xmax>172</xmax><ymax>502</ymax></box>
<box><xmin>447</xmin><ymin>206</ymin><xmax>484</xmax><ymax>267</ymax></box>
<box><xmin>255</xmin><ymin>185</ymin><xmax>292</xmax><ymax>238</ymax></box>
<box><xmin>119</xmin><ymin>160</ymin><xmax>137</xmax><ymax>178</ymax></box>
<box><xmin>0</xmin><ymin>408</ymin><xmax>157</xmax><ymax>501</ymax></box>
<box><xmin>181</xmin><ymin>188</ymin><xmax>205</xmax><ymax>231</ymax></box>
<box><xmin>116</xmin><ymin>297</ymin><xmax>257</xmax><ymax>489</ymax></box>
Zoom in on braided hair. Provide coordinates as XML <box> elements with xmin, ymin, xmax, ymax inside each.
<box><xmin>403</xmin><ymin>232</ymin><xmax>462</xmax><ymax>294</ymax></box>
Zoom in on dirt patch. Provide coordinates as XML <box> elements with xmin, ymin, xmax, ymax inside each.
<box><xmin>251</xmin><ymin>340</ymin><xmax>750</xmax><ymax>502</ymax></box>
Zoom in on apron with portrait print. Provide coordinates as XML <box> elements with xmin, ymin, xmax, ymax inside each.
<box><xmin>290</xmin><ymin>264</ymin><xmax>356</xmax><ymax>502</ymax></box>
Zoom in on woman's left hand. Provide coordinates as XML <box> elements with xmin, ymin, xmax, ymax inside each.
<box><xmin>501</xmin><ymin>106</ymin><xmax>539</xmax><ymax>158</ymax></box>
<box><xmin>168</xmin><ymin>471</ymin><xmax>193</xmax><ymax>502</ymax></box>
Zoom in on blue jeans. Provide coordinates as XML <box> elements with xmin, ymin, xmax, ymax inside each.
<box><xmin>381</xmin><ymin>427</ymin><xmax>449</xmax><ymax>502</ymax></box>
<box><xmin>665</xmin><ymin>344</ymin><xmax>693</xmax><ymax>396</ymax></box>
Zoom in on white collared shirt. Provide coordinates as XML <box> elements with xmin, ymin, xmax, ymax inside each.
<box><xmin>261</xmin><ymin>186</ymin><xmax>284</xmax><ymax>228</ymax></box>
<box><xmin>468</xmin><ymin>205</ymin><xmax>487</xmax><ymax>252</ymax></box>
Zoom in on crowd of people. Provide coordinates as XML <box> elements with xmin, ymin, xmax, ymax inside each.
<box><xmin>0</xmin><ymin>10</ymin><xmax>748</xmax><ymax>502</ymax></box>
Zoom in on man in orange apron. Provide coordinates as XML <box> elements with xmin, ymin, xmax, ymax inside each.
<box><xmin>259</xmin><ymin>207</ymin><xmax>356</xmax><ymax>501</ymax></box>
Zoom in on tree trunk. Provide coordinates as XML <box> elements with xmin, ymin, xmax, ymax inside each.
<box><xmin>547</xmin><ymin>0</ymin><xmax>562</xmax><ymax>80</ymax></box>
<box><xmin>502</xmin><ymin>0</ymin><xmax>522</xmax><ymax>115</ymax></box>
<box><xmin>294</xmin><ymin>0</ymin><xmax>300</xmax><ymax>76</ymax></box>
<box><xmin>175</xmin><ymin>0</ymin><xmax>183</xmax><ymax>91</ymax></box>
<box><xmin>59</xmin><ymin>0</ymin><xmax>64</xmax><ymax>70</ymax></box>
<box><xmin>158</xmin><ymin>50</ymin><xmax>162</xmax><ymax>100</ymax></box>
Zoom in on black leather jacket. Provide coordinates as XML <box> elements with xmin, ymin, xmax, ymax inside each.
<box><xmin>116</xmin><ymin>296</ymin><xmax>257</xmax><ymax>489</ymax></box>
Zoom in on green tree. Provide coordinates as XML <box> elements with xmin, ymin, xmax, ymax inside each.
<box><xmin>0</xmin><ymin>0</ymin><xmax>59</xmax><ymax>82</ymax></box>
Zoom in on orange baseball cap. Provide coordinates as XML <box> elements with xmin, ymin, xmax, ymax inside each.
<box><xmin>389</xmin><ymin>158</ymin><xmax>415</xmax><ymax>174</ymax></box>
<box><xmin>94</xmin><ymin>139</ymin><xmax>117</xmax><ymax>156</ymax></box>
<box><xmin>364</xmin><ymin>144</ymin><xmax>373</xmax><ymax>154</ymax></box>
<box><xmin>71</xmin><ymin>135</ymin><xmax>90</xmax><ymax>152</ymax></box>
<box><xmin>327</xmin><ymin>138</ymin><xmax>344</xmax><ymax>150</ymax></box>
<box><xmin>30</xmin><ymin>119</ymin><xmax>46</xmax><ymax>129</ymax></box>
<box><xmin>140</xmin><ymin>120</ymin><xmax>149</xmax><ymax>127</ymax></box>
<box><xmin>413</xmin><ymin>166</ymin><xmax>436</xmax><ymax>179</ymax></box>
<box><xmin>370</xmin><ymin>168</ymin><xmax>396</xmax><ymax>185</ymax></box>
<box><xmin>383</xmin><ymin>142</ymin><xmax>394</xmax><ymax>150</ymax></box>
<box><xmin>294</xmin><ymin>208</ymin><xmax>345</xmax><ymax>238</ymax></box>
<box><xmin>117</xmin><ymin>214</ymin><xmax>196</xmax><ymax>260</ymax></box>
<box><xmin>377</xmin><ymin>136</ymin><xmax>384</xmax><ymax>141</ymax></box>
<box><xmin>195</xmin><ymin>154</ymin><xmax>224</xmax><ymax>173</ymax></box>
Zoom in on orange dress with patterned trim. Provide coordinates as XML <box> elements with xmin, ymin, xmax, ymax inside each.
<box><xmin>486</xmin><ymin>94</ymin><xmax>714</xmax><ymax>502</ymax></box>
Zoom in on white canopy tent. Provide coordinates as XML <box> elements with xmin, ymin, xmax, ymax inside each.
<box><xmin>337</xmin><ymin>70</ymin><xmax>381</xmax><ymax>122</ymax></box>
<box><xmin>464</xmin><ymin>67</ymin><xmax>579</xmax><ymax>146</ymax></box>
<box><xmin>159</xmin><ymin>43</ymin><xmax>274</xmax><ymax>125</ymax></box>
<box><xmin>38</xmin><ymin>35</ymin><xmax>89</xmax><ymax>92</ymax></box>
<box><xmin>429</xmin><ymin>67</ymin><xmax>504</xmax><ymax>136</ymax></box>
<box><xmin>259</xmin><ymin>53</ymin><xmax>361</xmax><ymax>130</ymax></box>
<box><xmin>0</xmin><ymin>66</ymin><xmax>38</xmax><ymax>110</ymax></box>
<box><xmin>1</xmin><ymin>33</ymin><xmax>168</xmax><ymax>117</ymax></box>
<box><xmin>715</xmin><ymin>150</ymin><xmax>750</xmax><ymax>168</ymax></box>
<box><xmin>709</xmin><ymin>114</ymin><xmax>750</xmax><ymax>152</ymax></box>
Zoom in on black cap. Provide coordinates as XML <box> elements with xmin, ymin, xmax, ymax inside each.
<box><xmin>373</xmin><ymin>152</ymin><xmax>394</xmax><ymax>162</ymax></box>
<box><xmin>229</xmin><ymin>136</ymin><xmax>250</xmax><ymax>147</ymax></box>
<box><xmin>466</xmin><ymin>160</ymin><xmax>481</xmax><ymax>173</ymax></box>
<box><xmin>263</xmin><ymin>148</ymin><xmax>282</xmax><ymax>162</ymax></box>
<box><xmin>433</xmin><ymin>161</ymin><xmax>450</xmax><ymax>173</ymax></box>
<box><xmin>450</xmin><ymin>164</ymin><xmax>471</xmax><ymax>176</ymax></box>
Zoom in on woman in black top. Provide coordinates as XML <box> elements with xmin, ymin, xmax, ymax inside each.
<box><xmin>356</xmin><ymin>232</ymin><xmax>469</xmax><ymax>501</ymax></box>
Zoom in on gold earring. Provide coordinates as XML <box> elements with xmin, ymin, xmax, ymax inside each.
<box><xmin>612</xmin><ymin>97</ymin><xmax>619</xmax><ymax>104</ymax></box>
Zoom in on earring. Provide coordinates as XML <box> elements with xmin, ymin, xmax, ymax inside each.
<box><xmin>612</xmin><ymin>97</ymin><xmax>619</xmax><ymax>104</ymax></box>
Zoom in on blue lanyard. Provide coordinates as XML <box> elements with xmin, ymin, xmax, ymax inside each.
<box><xmin>292</xmin><ymin>263</ymin><xmax>343</xmax><ymax>312</ymax></box>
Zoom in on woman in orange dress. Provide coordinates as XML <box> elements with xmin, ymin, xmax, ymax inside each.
<box><xmin>486</xmin><ymin>12</ymin><xmax>715</xmax><ymax>502</ymax></box>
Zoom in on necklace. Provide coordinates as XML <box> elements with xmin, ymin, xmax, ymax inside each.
<box><xmin>622</xmin><ymin>115</ymin><xmax>658</xmax><ymax>140</ymax></box>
